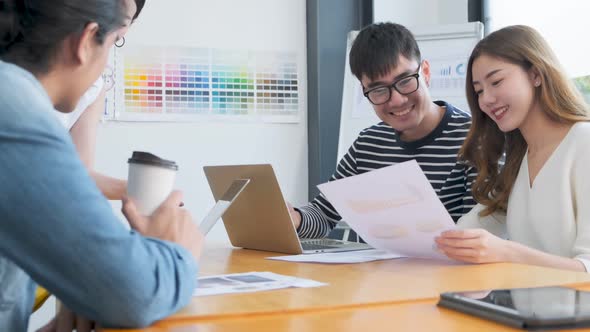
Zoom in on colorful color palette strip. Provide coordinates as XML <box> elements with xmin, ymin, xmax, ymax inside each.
<box><xmin>120</xmin><ymin>47</ymin><xmax>298</xmax><ymax>116</ymax></box>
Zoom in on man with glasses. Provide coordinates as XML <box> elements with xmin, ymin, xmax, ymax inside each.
<box><xmin>289</xmin><ymin>22</ymin><xmax>476</xmax><ymax>240</ymax></box>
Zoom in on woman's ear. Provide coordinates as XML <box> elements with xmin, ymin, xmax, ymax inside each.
<box><xmin>74</xmin><ymin>22</ymin><xmax>100</xmax><ymax>65</ymax></box>
<box><xmin>529</xmin><ymin>67</ymin><xmax>542</xmax><ymax>87</ymax></box>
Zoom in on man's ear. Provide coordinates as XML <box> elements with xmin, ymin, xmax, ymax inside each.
<box><xmin>74</xmin><ymin>22</ymin><xmax>100</xmax><ymax>65</ymax></box>
<box><xmin>421</xmin><ymin>59</ymin><xmax>431</xmax><ymax>87</ymax></box>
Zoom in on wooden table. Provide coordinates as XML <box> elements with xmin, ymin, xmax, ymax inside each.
<box><xmin>101</xmin><ymin>246</ymin><xmax>590</xmax><ymax>331</ymax></box>
<box><xmin>107</xmin><ymin>298</ymin><xmax>590</xmax><ymax>332</ymax></box>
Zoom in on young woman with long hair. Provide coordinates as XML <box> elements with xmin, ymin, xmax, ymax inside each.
<box><xmin>436</xmin><ymin>25</ymin><xmax>590</xmax><ymax>272</ymax></box>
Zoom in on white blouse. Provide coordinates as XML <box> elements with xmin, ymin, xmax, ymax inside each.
<box><xmin>458</xmin><ymin>122</ymin><xmax>590</xmax><ymax>271</ymax></box>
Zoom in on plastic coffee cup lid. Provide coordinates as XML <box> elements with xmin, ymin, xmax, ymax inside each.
<box><xmin>127</xmin><ymin>151</ymin><xmax>178</xmax><ymax>171</ymax></box>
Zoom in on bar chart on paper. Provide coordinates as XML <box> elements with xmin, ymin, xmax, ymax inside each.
<box><xmin>111</xmin><ymin>46</ymin><xmax>300</xmax><ymax>123</ymax></box>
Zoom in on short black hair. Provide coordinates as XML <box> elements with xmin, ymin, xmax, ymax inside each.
<box><xmin>349</xmin><ymin>22</ymin><xmax>421</xmax><ymax>81</ymax></box>
<box><xmin>133</xmin><ymin>0</ymin><xmax>145</xmax><ymax>20</ymax></box>
<box><xmin>0</xmin><ymin>0</ymin><xmax>140</xmax><ymax>74</ymax></box>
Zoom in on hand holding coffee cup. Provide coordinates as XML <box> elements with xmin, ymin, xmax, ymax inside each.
<box><xmin>123</xmin><ymin>190</ymin><xmax>204</xmax><ymax>261</ymax></box>
<box><xmin>127</xmin><ymin>151</ymin><xmax>178</xmax><ymax>216</ymax></box>
<box><xmin>124</xmin><ymin>151</ymin><xmax>204</xmax><ymax>261</ymax></box>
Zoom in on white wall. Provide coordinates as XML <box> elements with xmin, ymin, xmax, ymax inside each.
<box><xmin>95</xmin><ymin>0</ymin><xmax>308</xmax><ymax>245</ymax></box>
<box><xmin>374</xmin><ymin>0</ymin><xmax>468</xmax><ymax>26</ymax></box>
<box><xmin>486</xmin><ymin>0</ymin><xmax>590</xmax><ymax>78</ymax></box>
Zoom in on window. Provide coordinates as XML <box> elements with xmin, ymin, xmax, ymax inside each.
<box><xmin>485</xmin><ymin>0</ymin><xmax>590</xmax><ymax>100</ymax></box>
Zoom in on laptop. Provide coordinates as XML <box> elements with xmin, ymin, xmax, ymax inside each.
<box><xmin>203</xmin><ymin>164</ymin><xmax>372</xmax><ymax>254</ymax></box>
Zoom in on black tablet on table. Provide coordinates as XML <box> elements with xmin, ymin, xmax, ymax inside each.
<box><xmin>438</xmin><ymin>286</ymin><xmax>590</xmax><ymax>330</ymax></box>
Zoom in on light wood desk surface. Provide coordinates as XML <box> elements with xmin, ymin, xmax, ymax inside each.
<box><xmin>106</xmin><ymin>298</ymin><xmax>590</xmax><ymax>332</ymax></box>
<box><xmin>101</xmin><ymin>246</ymin><xmax>590</xmax><ymax>331</ymax></box>
<box><xmin>151</xmin><ymin>247</ymin><xmax>590</xmax><ymax>319</ymax></box>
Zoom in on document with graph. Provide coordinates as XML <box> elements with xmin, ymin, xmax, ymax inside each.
<box><xmin>193</xmin><ymin>272</ymin><xmax>326</xmax><ymax>297</ymax></box>
<box><xmin>318</xmin><ymin>160</ymin><xmax>456</xmax><ymax>260</ymax></box>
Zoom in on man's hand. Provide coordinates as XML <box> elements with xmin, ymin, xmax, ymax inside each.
<box><xmin>123</xmin><ymin>190</ymin><xmax>204</xmax><ymax>261</ymax></box>
<box><xmin>287</xmin><ymin>202</ymin><xmax>302</xmax><ymax>229</ymax></box>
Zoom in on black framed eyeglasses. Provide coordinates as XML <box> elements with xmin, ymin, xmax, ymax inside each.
<box><xmin>363</xmin><ymin>64</ymin><xmax>421</xmax><ymax>105</ymax></box>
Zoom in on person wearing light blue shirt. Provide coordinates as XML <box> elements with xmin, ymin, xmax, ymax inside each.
<box><xmin>0</xmin><ymin>0</ymin><xmax>204</xmax><ymax>331</ymax></box>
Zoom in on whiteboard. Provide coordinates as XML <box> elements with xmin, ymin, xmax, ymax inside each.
<box><xmin>337</xmin><ymin>22</ymin><xmax>483</xmax><ymax>161</ymax></box>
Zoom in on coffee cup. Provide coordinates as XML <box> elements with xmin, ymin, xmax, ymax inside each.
<box><xmin>127</xmin><ymin>151</ymin><xmax>178</xmax><ymax>216</ymax></box>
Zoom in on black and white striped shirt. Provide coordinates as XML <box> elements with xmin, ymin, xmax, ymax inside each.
<box><xmin>297</xmin><ymin>101</ymin><xmax>477</xmax><ymax>239</ymax></box>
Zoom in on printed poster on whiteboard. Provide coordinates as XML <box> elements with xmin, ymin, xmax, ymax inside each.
<box><xmin>427</xmin><ymin>55</ymin><xmax>470</xmax><ymax>112</ymax></box>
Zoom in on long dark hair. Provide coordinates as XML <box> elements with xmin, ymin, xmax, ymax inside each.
<box><xmin>460</xmin><ymin>25</ymin><xmax>589</xmax><ymax>216</ymax></box>
<box><xmin>0</xmin><ymin>0</ymin><xmax>131</xmax><ymax>74</ymax></box>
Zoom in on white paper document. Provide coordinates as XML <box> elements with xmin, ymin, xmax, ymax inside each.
<box><xmin>317</xmin><ymin>160</ymin><xmax>456</xmax><ymax>260</ymax></box>
<box><xmin>267</xmin><ymin>249</ymin><xmax>406</xmax><ymax>264</ymax></box>
<box><xmin>193</xmin><ymin>272</ymin><xmax>326</xmax><ymax>297</ymax></box>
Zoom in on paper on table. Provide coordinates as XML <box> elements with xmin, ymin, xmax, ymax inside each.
<box><xmin>267</xmin><ymin>249</ymin><xmax>406</xmax><ymax>264</ymax></box>
<box><xmin>318</xmin><ymin>160</ymin><xmax>455</xmax><ymax>260</ymax></box>
<box><xmin>193</xmin><ymin>271</ymin><xmax>326</xmax><ymax>297</ymax></box>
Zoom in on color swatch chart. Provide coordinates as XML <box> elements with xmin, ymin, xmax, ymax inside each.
<box><xmin>255</xmin><ymin>52</ymin><xmax>298</xmax><ymax>116</ymax></box>
<box><xmin>122</xmin><ymin>47</ymin><xmax>210</xmax><ymax>114</ymax></box>
<box><xmin>211</xmin><ymin>50</ymin><xmax>255</xmax><ymax>115</ymax></box>
<box><xmin>117</xmin><ymin>46</ymin><xmax>299</xmax><ymax>120</ymax></box>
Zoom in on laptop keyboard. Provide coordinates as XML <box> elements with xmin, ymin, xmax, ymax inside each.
<box><xmin>301</xmin><ymin>239</ymin><xmax>347</xmax><ymax>250</ymax></box>
<box><xmin>301</xmin><ymin>243</ymin><xmax>337</xmax><ymax>250</ymax></box>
